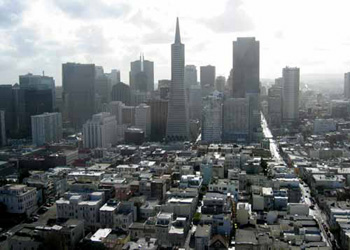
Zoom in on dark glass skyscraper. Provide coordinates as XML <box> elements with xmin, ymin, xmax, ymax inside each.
<box><xmin>62</xmin><ymin>63</ymin><xmax>96</xmax><ymax>130</ymax></box>
<box><xmin>231</xmin><ymin>37</ymin><xmax>261</xmax><ymax>142</ymax></box>
<box><xmin>19</xmin><ymin>73</ymin><xmax>55</xmax><ymax>137</ymax></box>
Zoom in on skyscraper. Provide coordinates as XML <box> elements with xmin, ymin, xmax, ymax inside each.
<box><xmin>19</xmin><ymin>73</ymin><xmax>55</xmax><ymax>137</ymax></box>
<box><xmin>0</xmin><ymin>85</ymin><xmax>16</xmax><ymax>138</ymax></box>
<box><xmin>95</xmin><ymin>66</ymin><xmax>112</xmax><ymax>105</ymax></box>
<box><xmin>148</xmin><ymin>99</ymin><xmax>168</xmax><ymax>142</ymax></box>
<box><xmin>130</xmin><ymin>56</ymin><xmax>154</xmax><ymax>93</ymax></box>
<box><xmin>268</xmin><ymin>83</ymin><xmax>283</xmax><ymax>128</ymax></box>
<box><xmin>62</xmin><ymin>63</ymin><xmax>96</xmax><ymax>129</ymax></box>
<box><xmin>135</xmin><ymin>103</ymin><xmax>151</xmax><ymax>138</ymax></box>
<box><xmin>232</xmin><ymin>37</ymin><xmax>260</xmax><ymax>97</ymax></box>
<box><xmin>282</xmin><ymin>67</ymin><xmax>300</xmax><ymax>123</ymax></box>
<box><xmin>231</xmin><ymin>37</ymin><xmax>260</xmax><ymax>142</ymax></box>
<box><xmin>31</xmin><ymin>112</ymin><xmax>62</xmax><ymax>146</ymax></box>
<box><xmin>223</xmin><ymin>97</ymin><xmax>250</xmax><ymax>143</ymax></box>
<box><xmin>200</xmin><ymin>65</ymin><xmax>216</xmax><ymax>96</ymax></box>
<box><xmin>111</xmin><ymin>82</ymin><xmax>132</xmax><ymax>105</ymax></box>
<box><xmin>344</xmin><ymin>72</ymin><xmax>350</xmax><ymax>99</ymax></box>
<box><xmin>202</xmin><ymin>94</ymin><xmax>222</xmax><ymax>143</ymax></box>
<box><xmin>0</xmin><ymin>111</ymin><xmax>6</xmax><ymax>147</ymax></box>
<box><xmin>166</xmin><ymin>18</ymin><xmax>189</xmax><ymax>141</ymax></box>
<box><xmin>215</xmin><ymin>76</ymin><xmax>226</xmax><ymax>92</ymax></box>
<box><xmin>185</xmin><ymin>65</ymin><xmax>198</xmax><ymax>88</ymax></box>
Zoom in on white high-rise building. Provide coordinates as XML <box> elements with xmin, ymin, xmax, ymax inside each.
<box><xmin>83</xmin><ymin>112</ymin><xmax>117</xmax><ymax>148</ymax></box>
<box><xmin>344</xmin><ymin>72</ymin><xmax>350</xmax><ymax>99</ymax></box>
<box><xmin>202</xmin><ymin>94</ymin><xmax>222</xmax><ymax>143</ymax></box>
<box><xmin>135</xmin><ymin>103</ymin><xmax>151</xmax><ymax>137</ymax></box>
<box><xmin>166</xmin><ymin>18</ymin><xmax>189</xmax><ymax>141</ymax></box>
<box><xmin>31</xmin><ymin>112</ymin><xmax>62</xmax><ymax>146</ymax></box>
<box><xmin>282</xmin><ymin>67</ymin><xmax>300</xmax><ymax>123</ymax></box>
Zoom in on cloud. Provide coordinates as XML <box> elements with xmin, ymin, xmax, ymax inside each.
<box><xmin>204</xmin><ymin>0</ymin><xmax>253</xmax><ymax>33</ymax></box>
<box><xmin>0</xmin><ymin>0</ymin><xmax>26</xmax><ymax>28</ymax></box>
<box><xmin>142</xmin><ymin>29</ymin><xmax>173</xmax><ymax>44</ymax></box>
<box><xmin>53</xmin><ymin>0</ymin><xmax>130</xmax><ymax>19</ymax></box>
<box><xmin>75</xmin><ymin>25</ymin><xmax>112</xmax><ymax>54</ymax></box>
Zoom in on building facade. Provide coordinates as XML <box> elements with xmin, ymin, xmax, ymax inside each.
<box><xmin>200</xmin><ymin>65</ymin><xmax>216</xmax><ymax>97</ymax></box>
<box><xmin>166</xmin><ymin>18</ymin><xmax>189</xmax><ymax>141</ymax></box>
<box><xmin>223</xmin><ymin>97</ymin><xmax>249</xmax><ymax>143</ymax></box>
<box><xmin>62</xmin><ymin>63</ymin><xmax>95</xmax><ymax>129</ymax></box>
<box><xmin>0</xmin><ymin>184</ymin><xmax>37</xmax><ymax>215</ymax></box>
<box><xmin>344</xmin><ymin>72</ymin><xmax>350</xmax><ymax>99</ymax></box>
<box><xmin>83</xmin><ymin>112</ymin><xmax>117</xmax><ymax>148</ymax></box>
<box><xmin>282</xmin><ymin>67</ymin><xmax>300</xmax><ymax>123</ymax></box>
<box><xmin>31</xmin><ymin>112</ymin><xmax>62</xmax><ymax>146</ymax></box>
<box><xmin>149</xmin><ymin>99</ymin><xmax>168</xmax><ymax>142</ymax></box>
<box><xmin>202</xmin><ymin>95</ymin><xmax>222</xmax><ymax>143</ymax></box>
<box><xmin>135</xmin><ymin>103</ymin><xmax>151</xmax><ymax>138</ymax></box>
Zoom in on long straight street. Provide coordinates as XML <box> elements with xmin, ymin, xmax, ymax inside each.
<box><xmin>261</xmin><ymin>113</ymin><xmax>332</xmax><ymax>247</ymax></box>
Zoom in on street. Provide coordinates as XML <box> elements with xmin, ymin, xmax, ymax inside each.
<box><xmin>261</xmin><ymin>113</ymin><xmax>332</xmax><ymax>247</ymax></box>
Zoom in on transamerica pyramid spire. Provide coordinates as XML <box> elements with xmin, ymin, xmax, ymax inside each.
<box><xmin>175</xmin><ymin>17</ymin><xmax>181</xmax><ymax>44</ymax></box>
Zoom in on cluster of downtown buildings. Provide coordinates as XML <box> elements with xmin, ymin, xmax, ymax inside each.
<box><xmin>0</xmin><ymin>18</ymin><xmax>300</xmax><ymax>149</ymax></box>
<box><xmin>2</xmin><ymin>18</ymin><xmax>350</xmax><ymax>250</ymax></box>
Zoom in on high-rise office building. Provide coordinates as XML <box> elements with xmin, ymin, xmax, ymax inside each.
<box><xmin>282</xmin><ymin>67</ymin><xmax>300</xmax><ymax>123</ymax></box>
<box><xmin>188</xmin><ymin>85</ymin><xmax>202</xmax><ymax>121</ymax></box>
<box><xmin>185</xmin><ymin>65</ymin><xmax>198</xmax><ymax>88</ymax></box>
<box><xmin>268</xmin><ymin>83</ymin><xmax>283</xmax><ymax>128</ymax></box>
<box><xmin>62</xmin><ymin>63</ymin><xmax>96</xmax><ymax>129</ymax></box>
<box><xmin>83</xmin><ymin>112</ymin><xmax>117</xmax><ymax>148</ymax></box>
<box><xmin>223</xmin><ymin>97</ymin><xmax>249</xmax><ymax>143</ymax></box>
<box><xmin>19</xmin><ymin>73</ymin><xmax>55</xmax><ymax>137</ymax></box>
<box><xmin>148</xmin><ymin>99</ymin><xmax>168</xmax><ymax>142</ymax></box>
<box><xmin>106</xmin><ymin>69</ymin><xmax>121</xmax><ymax>86</ymax></box>
<box><xmin>166</xmin><ymin>18</ymin><xmax>189</xmax><ymax>141</ymax></box>
<box><xmin>31</xmin><ymin>112</ymin><xmax>62</xmax><ymax>146</ymax></box>
<box><xmin>130</xmin><ymin>56</ymin><xmax>154</xmax><ymax>93</ymax></box>
<box><xmin>200</xmin><ymin>65</ymin><xmax>216</xmax><ymax>96</ymax></box>
<box><xmin>202</xmin><ymin>94</ymin><xmax>222</xmax><ymax>143</ymax></box>
<box><xmin>231</xmin><ymin>37</ymin><xmax>260</xmax><ymax>141</ymax></box>
<box><xmin>344</xmin><ymin>72</ymin><xmax>350</xmax><ymax>99</ymax></box>
<box><xmin>95</xmin><ymin>66</ymin><xmax>112</xmax><ymax>104</ymax></box>
<box><xmin>232</xmin><ymin>37</ymin><xmax>259</xmax><ymax>98</ymax></box>
<box><xmin>0</xmin><ymin>85</ymin><xmax>16</xmax><ymax>138</ymax></box>
<box><xmin>135</xmin><ymin>103</ymin><xmax>151</xmax><ymax>138</ymax></box>
<box><xmin>215</xmin><ymin>76</ymin><xmax>225</xmax><ymax>92</ymax></box>
<box><xmin>158</xmin><ymin>80</ymin><xmax>171</xmax><ymax>100</ymax></box>
<box><xmin>111</xmin><ymin>82</ymin><xmax>131</xmax><ymax>106</ymax></box>
<box><xmin>0</xmin><ymin>111</ymin><xmax>6</xmax><ymax>147</ymax></box>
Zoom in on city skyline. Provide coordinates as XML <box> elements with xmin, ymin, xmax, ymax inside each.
<box><xmin>1</xmin><ymin>0</ymin><xmax>350</xmax><ymax>86</ymax></box>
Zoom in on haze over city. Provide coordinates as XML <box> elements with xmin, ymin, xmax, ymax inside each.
<box><xmin>1</xmin><ymin>0</ymin><xmax>350</xmax><ymax>85</ymax></box>
<box><xmin>2</xmin><ymin>1</ymin><xmax>350</xmax><ymax>250</ymax></box>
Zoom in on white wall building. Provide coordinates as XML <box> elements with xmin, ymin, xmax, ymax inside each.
<box><xmin>135</xmin><ymin>103</ymin><xmax>151</xmax><ymax>137</ymax></box>
<box><xmin>282</xmin><ymin>67</ymin><xmax>300</xmax><ymax>123</ymax></box>
<box><xmin>83</xmin><ymin>112</ymin><xmax>117</xmax><ymax>148</ymax></box>
<box><xmin>56</xmin><ymin>192</ymin><xmax>104</xmax><ymax>228</ymax></box>
<box><xmin>31</xmin><ymin>112</ymin><xmax>62</xmax><ymax>146</ymax></box>
<box><xmin>0</xmin><ymin>184</ymin><xmax>37</xmax><ymax>215</ymax></box>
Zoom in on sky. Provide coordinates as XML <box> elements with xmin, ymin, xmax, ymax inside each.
<box><xmin>0</xmin><ymin>0</ymin><xmax>350</xmax><ymax>86</ymax></box>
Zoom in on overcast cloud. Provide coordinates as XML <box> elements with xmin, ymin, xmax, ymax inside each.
<box><xmin>0</xmin><ymin>0</ymin><xmax>349</xmax><ymax>85</ymax></box>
